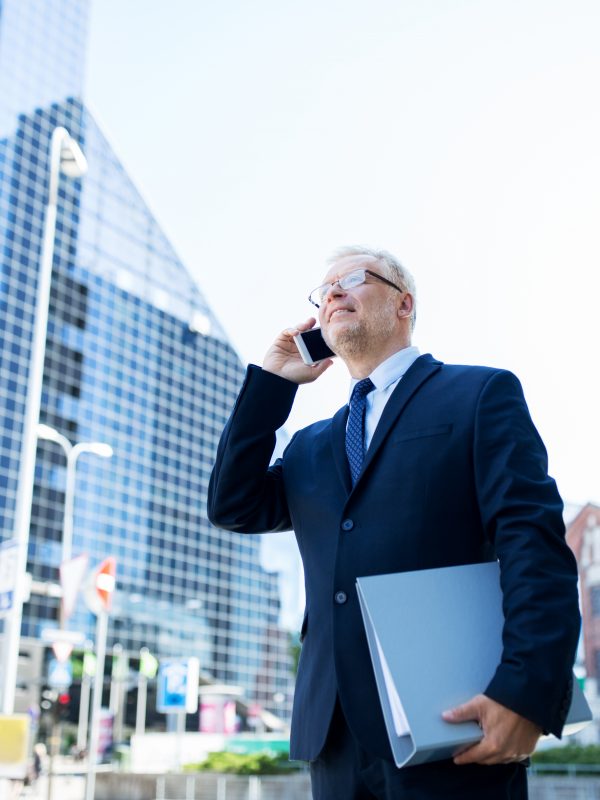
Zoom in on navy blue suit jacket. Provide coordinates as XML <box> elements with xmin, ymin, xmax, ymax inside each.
<box><xmin>208</xmin><ymin>354</ymin><xmax>580</xmax><ymax>764</ymax></box>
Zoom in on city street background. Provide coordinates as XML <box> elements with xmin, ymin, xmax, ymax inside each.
<box><xmin>1</xmin><ymin>1</ymin><xmax>599</xmax><ymax>796</ymax></box>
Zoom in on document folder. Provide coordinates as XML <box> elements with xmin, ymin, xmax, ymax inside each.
<box><xmin>356</xmin><ymin>561</ymin><xmax>591</xmax><ymax>768</ymax></box>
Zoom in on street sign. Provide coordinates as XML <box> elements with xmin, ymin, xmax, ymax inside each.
<box><xmin>83</xmin><ymin>557</ymin><xmax>116</xmax><ymax>616</ymax></box>
<box><xmin>60</xmin><ymin>553</ymin><xmax>89</xmax><ymax>620</ymax></box>
<box><xmin>0</xmin><ymin>540</ymin><xmax>18</xmax><ymax>617</ymax></box>
<box><xmin>83</xmin><ymin>651</ymin><xmax>97</xmax><ymax>678</ymax></box>
<box><xmin>52</xmin><ymin>640</ymin><xmax>73</xmax><ymax>663</ymax></box>
<box><xmin>41</xmin><ymin>628</ymin><xmax>85</xmax><ymax>645</ymax></box>
<box><xmin>156</xmin><ymin>658</ymin><xmax>199</xmax><ymax>714</ymax></box>
<box><xmin>48</xmin><ymin>658</ymin><xmax>73</xmax><ymax>690</ymax></box>
<box><xmin>139</xmin><ymin>648</ymin><xmax>158</xmax><ymax>679</ymax></box>
<box><xmin>41</xmin><ymin>628</ymin><xmax>84</xmax><ymax>663</ymax></box>
<box><xmin>112</xmin><ymin>648</ymin><xmax>129</xmax><ymax>680</ymax></box>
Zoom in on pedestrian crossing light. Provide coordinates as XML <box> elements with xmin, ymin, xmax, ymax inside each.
<box><xmin>57</xmin><ymin>692</ymin><xmax>71</xmax><ymax>719</ymax></box>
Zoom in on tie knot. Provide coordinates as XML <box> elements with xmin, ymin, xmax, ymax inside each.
<box><xmin>350</xmin><ymin>378</ymin><xmax>375</xmax><ymax>404</ymax></box>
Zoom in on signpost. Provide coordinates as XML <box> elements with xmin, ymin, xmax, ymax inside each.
<box><xmin>157</xmin><ymin>658</ymin><xmax>199</xmax><ymax>770</ymax></box>
<box><xmin>76</xmin><ymin>643</ymin><xmax>96</xmax><ymax>752</ymax></box>
<box><xmin>109</xmin><ymin>644</ymin><xmax>129</xmax><ymax>742</ymax></box>
<box><xmin>47</xmin><ymin>659</ymin><xmax>73</xmax><ymax>690</ymax></box>
<box><xmin>0</xmin><ymin>540</ymin><xmax>18</xmax><ymax>618</ymax></box>
<box><xmin>157</xmin><ymin>658</ymin><xmax>199</xmax><ymax>714</ymax></box>
<box><xmin>0</xmin><ymin>543</ymin><xmax>21</xmax><ymax>735</ymax></box>
<box><xmin>41</xmin><ymin>627</ymin><xmax>85</xmax><ymax>663</ymax></box>
<box><xmin>41</xmin><ymin>629</ymin><xmax>84</xmax><ymax>800</ymax></box>
<box><xmin>136</xmin><ymin>648</ymin><xmax>158</xmax><ymax>736</ymax></box>
<box><xmin>84</xmin><ymin>557</ymin><xmax>116</xmax><ymax>800</ymax></box>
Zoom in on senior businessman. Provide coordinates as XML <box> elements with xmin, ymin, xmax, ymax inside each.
<box><xmin>208</xmin><ymin>245</ymin><xmax>580</xmax><ymax>800</ymax></box>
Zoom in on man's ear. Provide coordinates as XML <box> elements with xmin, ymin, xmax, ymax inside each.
<box><xmin>397</xmin><ymin>293</ymin><xmax>413</xmax><ymax>320</ymax></box>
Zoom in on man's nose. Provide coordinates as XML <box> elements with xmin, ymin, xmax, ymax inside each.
<box><xmin>324</xmin><ymin>280</ymin><xmax>345</xmax><ymax>302</ymax></box>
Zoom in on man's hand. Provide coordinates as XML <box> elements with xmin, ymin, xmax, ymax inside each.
<box><xmin>263</xmin><ymin>318</ymin><xmax>333</xmax><ymax>384</ymax></box>
<box><xmin>442</xmin><ymin>694</ymin><xmax>542</xmax><ymax>765</ymax></box>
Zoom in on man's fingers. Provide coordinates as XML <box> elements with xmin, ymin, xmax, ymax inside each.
<box><xmin>442</xmin><ymin>698</ymin><xmax>482</xmax><ymax>725</ymax></box>
<box><xmin>452</xmin><ymin>736</ymin><xmax>506</xmax><ymax>766</ymax></box>
<box><xmin>444</xmin><ymin>695</ymin><xmax>541</xmax><ymax>766</ymax></box>
<box><xmin>452</xmin><ymin>743</ymin><xmax>484</xmax><ymax>766</ymax></box>
<box><xmin>283</xmin><ymin>318</ymin><xmax>317</xmax><ymax>337</ymax></box>
<box><xmin>455</xmin><ymin>749</ymin><xmax>514</xmax><ymax>766</ymax></box>
<box><xmin>443</xmin><ymin>696</ymin><xmax>487</xmax><ymax>765</ymax></box>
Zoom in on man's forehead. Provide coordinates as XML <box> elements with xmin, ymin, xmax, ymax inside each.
<box><xmin>322</xmin><ymin>254</ymin><xmax>379</xmax><ymax>282</ymax></box>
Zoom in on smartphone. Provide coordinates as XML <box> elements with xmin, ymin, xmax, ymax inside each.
<box><xmin>293</xmin><ymin>328</ymin><xmax>336</xmax><ymax>365</ymax></box>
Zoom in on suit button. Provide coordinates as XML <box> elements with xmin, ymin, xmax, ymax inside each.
<box><xmin>341</xmin><ymin>519</ymin><xmax>354</xmax><ymax>531</ymax></box>
<box><xmin>334</xmin><ymin>591</ymin><xmax>347</xmax><ymax>604</ymax></box>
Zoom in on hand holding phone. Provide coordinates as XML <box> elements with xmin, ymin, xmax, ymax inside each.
<box><xmin>262</xmin><ymin>318</ymin><xmax>334</xmax><ymax>384</ymax></box>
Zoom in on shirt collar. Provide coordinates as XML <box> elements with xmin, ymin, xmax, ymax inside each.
<box><xmin>349</xmin><ymin>346</ymin><xmax>421</xmax><ymax>399</ymax></box>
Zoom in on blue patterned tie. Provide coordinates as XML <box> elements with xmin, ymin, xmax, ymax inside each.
<box><xmin>346</xmin><ymin>378</ymin><xmax>375</xmax><ymax>485</ymax></box>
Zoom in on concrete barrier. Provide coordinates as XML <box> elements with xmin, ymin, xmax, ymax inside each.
<box><xmin>95</xmin><ymin>770</ymin><xmax>600</xmax><ymax>800</ymax></box>
<box><xmin>529</xmin><ymin>774</ymin><xmax>600</xmax><ymax>799</ymax></box>
<box><xmin>95</xmin><ymin>770</ymin><xmax>312</xmax><ymax>799</ymax></box>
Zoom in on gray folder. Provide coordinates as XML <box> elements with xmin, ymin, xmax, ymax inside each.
<box><xmin>356</xmin><ymin>561</ymin><xmax>591</xmax><ymax>768</ymax></box>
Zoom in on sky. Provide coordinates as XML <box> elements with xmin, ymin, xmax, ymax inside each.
<box><xmin>85</xmin><ymin>0</ymin><xmax>600</xmax><ymax>623</ymax></box>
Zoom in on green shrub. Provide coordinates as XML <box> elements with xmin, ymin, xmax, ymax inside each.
<box><xmin>532</xmin><ymin>744</ymin><xmax>600</xmax><ymax>766</ymax></box>
<box><xmin>184</xmin><ymin>751</ymin><xmax>300</xmax><ymax>775</ymax></box>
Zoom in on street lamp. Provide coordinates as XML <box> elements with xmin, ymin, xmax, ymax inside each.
<box><xmin>0</xmin><ymin>127</ymin><xmax>88</xmax><ymax>715</ymax></box>
<box><xmin>37</xmin><ymin>424</ymin><xmax>113</xmax><ymax>563</ymax></box>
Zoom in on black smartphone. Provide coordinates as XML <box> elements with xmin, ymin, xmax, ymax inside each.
<box><xmin>293</xmin><ymin>328</ymin><xmax>336</xmax><ymax>365</ymax></box>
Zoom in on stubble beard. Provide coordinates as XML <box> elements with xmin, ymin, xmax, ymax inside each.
<box><xmin>323</xmin><ymin>294</ymin><xmax>398</xmax><ymax>360</ymax></box>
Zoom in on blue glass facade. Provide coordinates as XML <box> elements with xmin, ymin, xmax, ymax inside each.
<box><xmin>0</xmin><ymin>0</ymin><xmax>293</xmax><ymax>720</ymax></box>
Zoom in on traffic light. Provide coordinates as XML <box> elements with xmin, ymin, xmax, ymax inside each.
<box><xmin>56</xmin><ymin>691</ymin><xmax>71</xmax><ymax>721</ymax></box>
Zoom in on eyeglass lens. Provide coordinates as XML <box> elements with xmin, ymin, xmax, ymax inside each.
<box><xmin>313</xmin><ymin>269</ymin><xmax>367</xmax><ymax>304</ymax></box>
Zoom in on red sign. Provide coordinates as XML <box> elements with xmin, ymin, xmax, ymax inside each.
<box><xmin>84</xmin><ymin>557</ymin><xmax>116</xmax><ymax>615</ymax></box>
<box><xmin>95</xmin><ymin>557</ymin><xmax>116</xmax><ymax>611</ymax></box>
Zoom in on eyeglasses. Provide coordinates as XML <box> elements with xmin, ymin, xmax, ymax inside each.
<box><xmin>308</xmin><ymin>268</ymin><xmax>404</xmax><ymax>308</ymax></box>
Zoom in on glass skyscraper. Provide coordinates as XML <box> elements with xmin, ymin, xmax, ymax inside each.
<box><xmin>0</xmin><ymin>0</ymin><xmax>293</xmax><ymax>722</ymax></box>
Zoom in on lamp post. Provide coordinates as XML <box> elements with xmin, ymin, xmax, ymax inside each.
<box><xmin>36</xmin><ymin>425</ymin><xmax>111</xmax><ymax>799</ymax></box>
<box><xmin>0</xmin><ymin>127</ymin><xmax>88</xmax><ymax>715</ymax></box>
<box><xmin>36</xmin><ymin>424</ymin><xmax>113</xmax><ymax>564</ymax></box>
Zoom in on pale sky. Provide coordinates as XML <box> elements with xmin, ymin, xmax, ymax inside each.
<box><xmin>85</xmin><ymin>1</ymin><xmax>600</xmax><ymax>622</ymax></box>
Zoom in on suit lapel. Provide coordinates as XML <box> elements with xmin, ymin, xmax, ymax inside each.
<box><xmin>358</xmin><ymin>354</ymin><xmax>442</xmax><ymax>485</ymax></box>
<box><xmin>328</xmin><ymin>353</ymin><xmax>443</xmax><ymax>494</ymax></box>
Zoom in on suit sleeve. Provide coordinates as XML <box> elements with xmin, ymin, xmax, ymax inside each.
<box><xmin>207</xmin><ymin>365</ymin><xmax>298</xmax><ymax>533</ymax></box>
<box><xmin>474</xmin><ymin>370</ymin><xmax>580</xmax><ymax>737</ymax></box>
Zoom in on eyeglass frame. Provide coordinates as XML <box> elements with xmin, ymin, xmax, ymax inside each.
<box><xmin>308</xmin><ymin>268</ymin><xmax>405</xmax><ymax>308</ymax></box>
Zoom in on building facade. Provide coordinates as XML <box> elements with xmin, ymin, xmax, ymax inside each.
<box><xmin>567</xmin><ymin>504</ymin><xmax>600</xmax><ymax>681</ymax></box>
<box><xmin>0</xmin><ymin>0</ymin><xmax>293</xmax><ymax>722</ymax></box>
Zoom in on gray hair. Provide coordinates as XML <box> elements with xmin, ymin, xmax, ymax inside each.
<box><xmin>327</xmin><ymin>245</ymin><xmax>417</xmax><ymax>330</ymax></box>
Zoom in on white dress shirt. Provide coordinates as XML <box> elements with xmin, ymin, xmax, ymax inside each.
<box><xmin>348</xmin><ymin>346</ymin><xmax>421</xmax><ymax>450</ymax></box>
